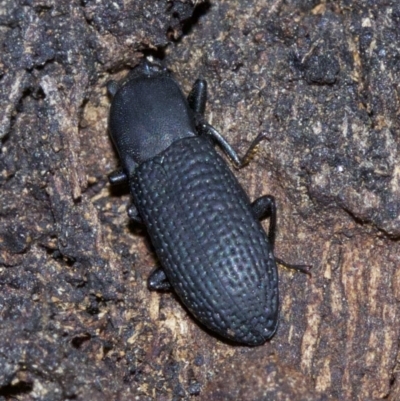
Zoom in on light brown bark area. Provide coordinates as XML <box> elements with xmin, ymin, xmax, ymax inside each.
<box><xmin>1</xmin><ymin>0</ymin><xmax>400</xmax><ymax>400</ymax></box>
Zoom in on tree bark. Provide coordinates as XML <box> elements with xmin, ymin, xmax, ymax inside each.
<box><xmin>1</xmin><ymin>0</ymin><xmax>399</xmax><ymax>400</ymax></box>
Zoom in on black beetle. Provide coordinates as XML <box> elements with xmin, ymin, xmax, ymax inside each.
<box><xmin>107</xmin><ymin>61</ymin><xmax>308</xmax><ymax>346</ymax></box>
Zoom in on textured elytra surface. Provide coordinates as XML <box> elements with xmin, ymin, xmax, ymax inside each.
<box><xmin>131</xmin><ymin>136</ymin><xmax>278</xmax><ymax>345</ymax></box>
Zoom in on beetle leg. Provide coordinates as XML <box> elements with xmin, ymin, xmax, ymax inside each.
<box><xmin>107</xmin><ymin>80</ymin><xmax>119</xmax><ymax>97</ymax></box>
<box><xmin>189</xmin><ymin>77</ymin><xmax>267</xmax><ymax>167</ymax></box>
<box><xmin>251</xmin><ymin>195</ymin><xmax>276</xmax><ymax>247</ymax></box>
<box><xmin>127</xmin><ymin>203</ymin><xmax>144</xmax><ymax>224</ymax></box>
<box><xmin>275</xmin><ymin>257</ymin><xmax>311</xmax><ymax>275</ymax></box>
<box><xmin>148</xmin><ymin>267</ymin><xmax>172</xmax><ymax>291</ymax></box>
<box><xmin>108</xmin><ymin>169</ymin><xmax>128</xmax><ymax>185</ymax></box>
<box><xmin>251</xmin><ymin>195</ymin><xmax>311</xmax><ymax>276</ymax></box>
<box><xmin>200</xmin><ymin>123</ymin><xmax>267</xmax><ymax>169</ymax></box>
<box><xmin>188</xmin><ymin>79</ymin><xmax>207</xmax><ymax>116</ymax></box>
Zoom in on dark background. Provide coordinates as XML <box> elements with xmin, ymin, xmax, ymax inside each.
<box><xmin>1</xmin><ymin>0</ymin><xmax>400</xmax><ymax>400</ymax></box>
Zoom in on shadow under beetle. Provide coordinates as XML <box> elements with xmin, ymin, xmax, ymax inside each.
<box><xmin>107</xmin><ymin>60</ymin><xmax>308</xmax><ymax>346</ymax></box>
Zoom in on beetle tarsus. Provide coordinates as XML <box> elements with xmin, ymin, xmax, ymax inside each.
<box><xmin>239</xmin><ymin>132</ymin><xmax>268</xmax><ymax>168</ymax></box>
<box><xmin>275</xmin><ymin>258</ymin><xmax>312</xmax><ymax>276</ymax></box>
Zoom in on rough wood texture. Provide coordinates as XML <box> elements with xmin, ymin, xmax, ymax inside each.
<box><xmin>1</xmin><ymin>0</ymin><xmax>399</xmax><ymax>400</ymax></box>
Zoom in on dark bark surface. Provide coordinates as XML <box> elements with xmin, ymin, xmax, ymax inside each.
<box><xmin>1</xmin><ymin>0</ymin><xmax>400</xmax><ymax>400</ymax></box>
